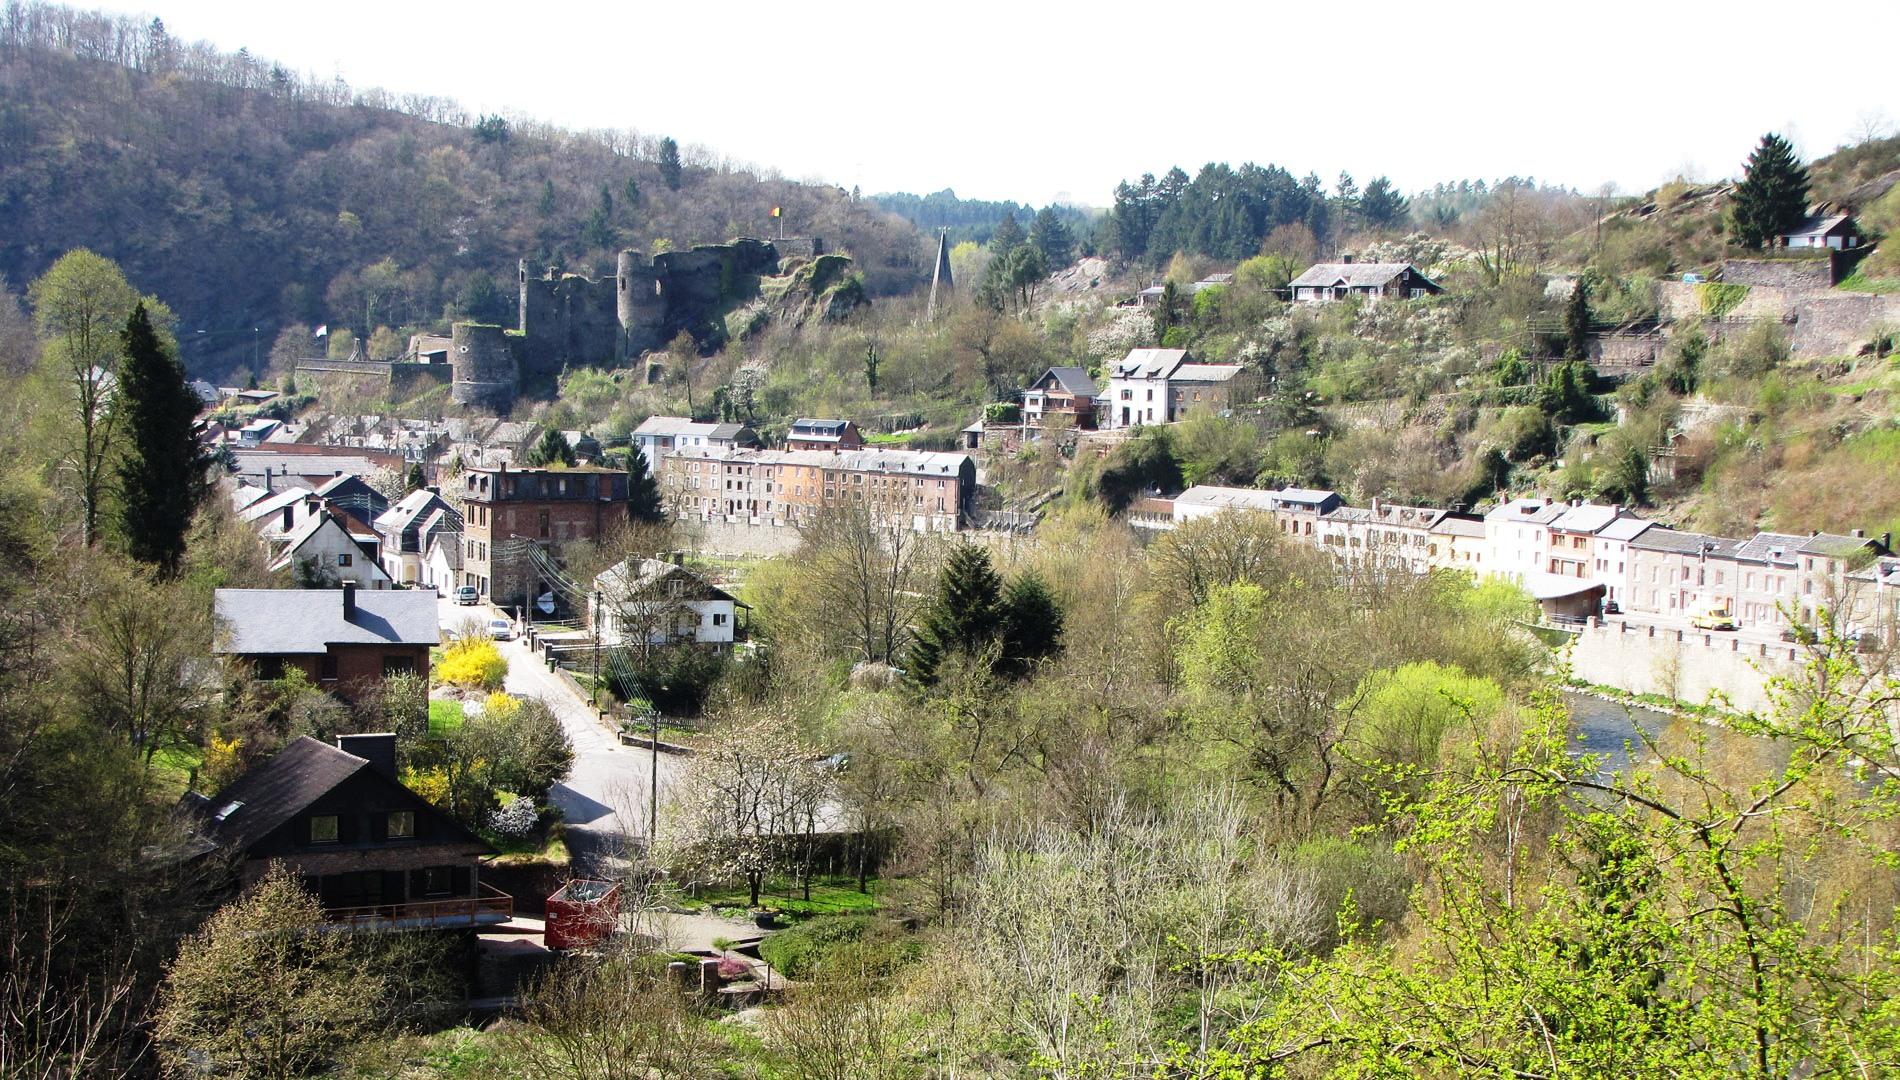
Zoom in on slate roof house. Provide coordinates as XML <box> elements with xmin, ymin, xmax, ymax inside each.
<box><xmin>1103</xmin><ymin>349</ymin><xmax>1245</xmax><ymax>428</ymax></box>
<box><xmin>1022</xmin><ymin>367</ymin><xmax>1100</xmax><ymax>431</ymax></box>
<box><xmin>591</xmin><ymin>556</ymin><xmax>749</xmax><ymax>649</ymax></box>
<box><xmin>1781</xmin><ymin>214</ymin><xmax>1861</xmax><ymax>250</ymax></box>
<box><xmin>184</xmin><ymin>733</ymin><xmax>507</xmax><ymax>928</ymax></box>
<box><xmin>1290</xmin><ymin>261</ymin><xmax>1442</xmax><ymax>303</ymax></box>
<box><xmin>785</xmin><ymin>418</ymin><xmax>865</xmax><ymax>451</ymax></box>
<box><xmin>214</xmin><ymin>585</ymin><xmax>439</xmax><ymax>700</ymax></box>
<box><xmin>267</xmin><ymin>509</ymin><xmax>391</xmax><ymax>589</ymax></box>
<box><xmin>374</xmin><ymin>488</ymin><xmax>463</xmax><ymax>588</ymax></box>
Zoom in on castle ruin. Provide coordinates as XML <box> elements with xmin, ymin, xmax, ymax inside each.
<box><xmin>451</xmin><ymin>237</ymin><xmax>821</xmax><ymax>411</ymax></box>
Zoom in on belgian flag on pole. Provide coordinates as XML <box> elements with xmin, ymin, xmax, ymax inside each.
<box><xmin>770</xmin><ymin>206</ymin><xmax>781</xmax><ymax>218</ymax></box>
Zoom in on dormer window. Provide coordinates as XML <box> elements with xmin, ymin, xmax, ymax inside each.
<box><xmin>310</xmin><ymin>815</ymin><xmax>339</xmax><ymax>844</ymax></box>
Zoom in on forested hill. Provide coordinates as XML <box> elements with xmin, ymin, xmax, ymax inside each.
<box><xmin>0</xmin><ymin>3</ymin><xmax>925</xmax><ymax>379</ymax></box>
<box><xmin>869</xmin><ymin>189</ymin><xmax>1093</xmax><ymax>247</ymax></box>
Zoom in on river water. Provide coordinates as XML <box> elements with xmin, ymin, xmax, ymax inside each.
<box><xmin>1562</xmin><ymin>690</ymin><xmax>1783</xmax><ymax>778</ymax></box>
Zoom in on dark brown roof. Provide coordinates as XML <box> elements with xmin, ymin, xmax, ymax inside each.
<box><xmin>199</xmin><ymin>736</ymin><xmax>367</xmax><ymax>850</ymax></box>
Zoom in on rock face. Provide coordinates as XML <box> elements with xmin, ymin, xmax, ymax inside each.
<box><xmin>451</xmin><ymin>237</ymin><xmax>859</xmax><ymax>412</ymax></box>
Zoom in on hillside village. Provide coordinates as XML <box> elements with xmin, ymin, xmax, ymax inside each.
<box><xmin>9</xmin><ymin>2</ymin><xmax>1900</xmax><ymax>1077</ymax></box>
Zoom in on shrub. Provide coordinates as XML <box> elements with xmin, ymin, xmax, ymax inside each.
<box><xmin>437</xmin><ymin>637</ymin><xmax>507</xmax><ymax>690</ymax></box>
<box><xmin>758</xmin><ymin>914</ymin><xmax>916</xmax><ymax>980</ymax></box>
<box><xmin>487</xmin><ymin>796</ymin><xmax>537</xmax><ymax>839</ymax></box>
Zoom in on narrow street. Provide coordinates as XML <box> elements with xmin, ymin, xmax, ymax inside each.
<box><xmin>437</xmin><ymin>595</ymin><xmax>685</xmax><ymax>876</ymax></box>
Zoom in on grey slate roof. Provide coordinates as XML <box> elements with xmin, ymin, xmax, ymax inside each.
<box><xmin>1034</xmin><ymin>367</ymin><xmax>1099</xmax><ymax>397</ymax></box>
<box><xmin>1733</xmin><ymin>531</ymin><xmax>1806</xmax><ymax>565</ymax></box>
<box><xmin>1112</xmin><ymin>348</ymin><xmax>1189</xmax><ymax>379</ymax></box>
<box><xmin>1631</xmin><ymin>529</ymin><xmax>1743</xmax><ymax>557</ymax></box>
<box><xmin>1783</xmin><ymin>213</ymin><xmax>1854</xmax><ymax>240</ymax></box>
<box><xmin>792</xmin><ymin>419</ymin><xmax>852</xmax><ymax>437</ymax></box>
<box><xmin>1797</xmin><ymin>532</ymin><xmax>1883</xmax><ymax>559</ymax></box>
<box><xmin>1289</xmin><ymin>262</ymin><xmax>1436</xmax><ymax>289</ymax></box>
<box><xmin>214</xmin><ymin>588</ymin><xmax>440</xmax><ymax>655</ymax></box>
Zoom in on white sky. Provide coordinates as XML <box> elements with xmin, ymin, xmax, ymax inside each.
<box><xmin>81</xmin><ymin>0</ymin><xmax>1900</xmax><ymax>206</ymax></box>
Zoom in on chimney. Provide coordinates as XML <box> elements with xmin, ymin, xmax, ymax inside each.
<box><xmin>264</xmin><ymin>466</ymin><xmax>274</xmax><ymax>493</ymax></box>
<box><xmin>282</xmin><ymin>505</ymin><xmax>294</xmax><ymax>531</ymax></box>
<box><xmin>341</xmin><ymin>582</ymin><xmax>357</xmax><ymax>621</ymax></box>
<box><xmin>1370</xmin><ymin>496</ymin><xmax>1382</xmax><ymax>515</ymax></box>
<box><xmin>336</xmin><ymin>733</ymin><xmax>397</xmax><ymax>781</ymax></box>
<box><xmin>1341</xmin><ymin>253</ymin><xmax>1355</xmax><ymax>264</ymax></box>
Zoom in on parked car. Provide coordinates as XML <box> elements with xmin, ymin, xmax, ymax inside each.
<box><xmin>1779</xmin><ymin>624</ymin><xmax>1818</xmax><ymax>644</ymax></box>
<box><xmin>454</xmin><ymin>585</ymin><xmax>480</xmax><ymax>606</ymax></box>
<box><xmin>487</xmin><ymin>617</ymin><xmax>515</xmax><ymax>641</ymax></box>
<box><xmin>1603</xmin><ymin>599</ymin><xmax>1621</xmax><ymax>615</ymax></box>
<box><xmin>1691</xmin><ymin>607</ymin><xmax>1738</xmax><ymax>631</ymax></box>
<box><xmin>1681</xmin><ymin>272</ymin><xmax>1707</xmax><ymax>284</ymax></box>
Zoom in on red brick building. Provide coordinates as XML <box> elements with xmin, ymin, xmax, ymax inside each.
<box><xmin>213</xmin><ymin>585</ymin><xmax>439</xmax><ymax>701</ymax></box>
<box><xmin>461</xmin><ymin>465</ymin><xmax>630</xmax><ymax>610</ymax></box>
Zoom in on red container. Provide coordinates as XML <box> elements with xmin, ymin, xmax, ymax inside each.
<box><xmin>545</xmin><ymin>878</ymin><xmax>620</xmax><ymax>950</ymax></box>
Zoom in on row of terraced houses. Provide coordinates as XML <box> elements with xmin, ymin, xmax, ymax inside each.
<box><xmin>1165</xmin><ymin>485</ymin><xmax>1900</xmax><ymax>641</ymax></box>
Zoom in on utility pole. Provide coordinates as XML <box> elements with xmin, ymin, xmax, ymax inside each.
<box><xmin>590</xmin><ymin>589</ymin><xmax>601</xmax><ymax>707</ymax></box>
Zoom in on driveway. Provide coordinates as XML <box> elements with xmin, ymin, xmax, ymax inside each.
<box><xmin>436</xmin><ymin>595</ymin><xmax>686</xmax><ymax>876</ymax></box>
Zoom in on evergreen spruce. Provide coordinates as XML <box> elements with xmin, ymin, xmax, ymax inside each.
<box><xmin>1029</xmin><ymin>206</ymin><xmax>1074</xmax><ymax>270</ymax></box>
<box><xmin>405</xmin><ymin>461</ymin><xmax>426</xmax><ymax>492</ymax></box>
<box><xmin>907</xmin><ymin>542</ymin><xmax>1004</xmax><ymax>686</ymax></box>
<box><xmin>990</xmin><ymin>210</ymin><xmax>1024</xmax><ymax>256</ymax></box>
<box><xmin>1358</xmin><ymin>176</ymin><xmax>1409</xmax><ymax>230</ymax></box>
<box><xmin>1729</xmin><ymin>133</ymin><xmax>1810</xmax><ymax>249</ymax></box>
<box><xmin>657</xmin><ymin>137</ymin><xmax>683</xmax><ymax>191</ymax></box>
<box><xmin>1564</xmin><ymin>278</ymin><xmax>1591</xmax><ymax>361</ymax></box>
<box><xmin>627</xmin><ymin>446</ymin><xmax>665</xmax><ymax>525</ymax></box>
<box><xmin>527</xmin><ymin>427</ymin><xmax>577</xmax><ymax>468</ymax></box>
<box><xmin>999</xmin><ymin>571</ymin><xmax>1064</xmax><ymax>677</ymax></box>
<box><xmin>116</xmin><ymin>302</ymin><xmax>203</xmax><ymax>577</ymax></box>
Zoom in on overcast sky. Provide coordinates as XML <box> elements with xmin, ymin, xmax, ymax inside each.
<box><xmin>82</xmin><ymin>0</ymin><xmax>1900</xmax><ymax>207</ymax></box>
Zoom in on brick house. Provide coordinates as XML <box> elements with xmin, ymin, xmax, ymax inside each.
<box><xmin>461</xmin><ymin>465</ymin><xmax>631</xmax><ymax>609</ymax></box>
<box><xmin>213</xmin><ymin>585</ymin><xmax>439</xmax><ymax>701</ymax></box>
<box><xmin>662</xmin><ymin>446</ymin><xmax>975</xmax><ymax>533</ymax></box>
<box><xmin>185</xmin><ymin>733</ymin><xmax>508</xmax><ymax>928</ymax></box>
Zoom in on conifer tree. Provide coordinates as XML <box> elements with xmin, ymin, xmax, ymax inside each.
<box><xmin>990</xmin><ymin>210</ymin><xmax>1024</xmax><ymax>256</ymax></box>
<box><xmin>627</xmin><ymin>445</ymin><xmax>665</xmax><ymax>525</ymax></box>
<box><xmin>527</xmin><ymin>427</ymin><xmax>576</xmax><ymax>468</ymax></box>
<box><xmin>657</xmin><ymin>137</ymin><xmax>683</xmax><ymax>191</ymax></box>
<box><xmin>1358</xmin><ymin>176</ymin><xmax>1409</xmax><ymax>230</ymax></box>
<box><xmin>907</xmin><ymin>542</ymin><xmax>1004</xmax><ymax>686</ymax></box>
<box><xmin>116</xmin><ymin>302</ymin><xmax>203</xmax><ymax>577</ymax></box>
<box><xmin>1564</xmin><ymin>277</ymin><xmax>1590</xmax><ymax>361</ymax></box>
<box><xmin>1729</xmin><ymin>133</ymin><xmax>1810</xmax><ymax>249</ymax></box>
<box><xmin>404</xmin><ymin>461</ymin><xmax>426</xmax><ymax>492</ymax></box>
<box><xmin>1029</xmin><ymin>206</ymin><xmax>1074</xmax><ymax>270</ymax></box>
<box><xmin>999</xmin><ymin>570</ymin><xmax>1064</xmax><ymax>678</ymax></box>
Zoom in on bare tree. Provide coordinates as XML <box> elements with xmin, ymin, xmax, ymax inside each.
<box><xmin>796</xmin><ymin>504</ymin><xmax>931</xmax><ymax>666</ymax></box>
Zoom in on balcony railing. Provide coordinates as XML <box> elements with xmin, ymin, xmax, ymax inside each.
<box><xmin>323</xmin><ymin>881</ymin><xmax>513</xmax><ymax>929</ymax></box>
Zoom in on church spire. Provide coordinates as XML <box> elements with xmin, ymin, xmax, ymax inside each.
<box><xmin>926</xmin><ymin>229</ymin><xmax>953</xmax><ymax>321</ymax></box>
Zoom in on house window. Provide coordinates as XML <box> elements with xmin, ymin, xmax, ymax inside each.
<box><xmin>713</xmin><ymin>612</ymin><xmax>728</xmax><ymax>626</ymax></box>
<box><xmin>387</xmin><ymin>811</ymin><xmax>414</xmax><ymax>839</ymax></box>
<box><xmin>310</xmin><ymin>815</ymin><xmax>339</xmax><ymax>844</ymax></box>
<box><xmin>337</xmin><ymin>552</ymin><xmax>353</xmax><ymax>567</ymax></box>
<box><xmin>319</xmin><ymin>654</ymin><xmax>339</xmax><ymax>681</ymax></box>
<box><xmin>420</xmin><ymin>867</ymin><xmax>452</xmax><ymax>896</ymax></box>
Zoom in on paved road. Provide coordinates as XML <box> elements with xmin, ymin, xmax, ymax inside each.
<box><xmin>436</xmin><ymin>595</ymin><xmax>685</xmax><ymax>876</ymax></box>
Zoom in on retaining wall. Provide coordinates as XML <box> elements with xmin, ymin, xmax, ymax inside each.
<box><xmin>1569</xmin><ymin>620</ymin><xmax>1801</xmax><ymax>714</ymax></box>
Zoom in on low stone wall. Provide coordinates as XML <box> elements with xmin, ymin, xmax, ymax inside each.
<box><xmin>1792</xmin><ymin>293</ymin><xmax>1900</xmax><ymax>357</ymax></box>
<box><xmin>1569</xmin><ymin>621</ymin><xmax>1802</xmax><ymax>715</ymax></box>
<box><xmin>684</xmin><ymin>520</ymin><xmax>805</xmax><ymax>558</ymax></box>
<box><xmin>1721</xmin><ymin>258</ymin><xmax>1832</xmax><ymax>289</ymax></box>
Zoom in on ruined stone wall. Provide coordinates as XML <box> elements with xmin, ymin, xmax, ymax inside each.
<box><xmin>516</xmin><ymin>263</ymin><xmax>620</xmax><ymax>379</ymax></box>
<box><xmin>1721</xmin><ymin>258</ymin><xmax>1833</xmax><ymax>289</ymax></box>
<box><xmin>450</xmin><ymin>323</ymin><xmax>518</xmax><ymax>411</ymax></box>
<box><xmin>1791</xmin><ymin>293</ymin><xmax>1900</xmax><ymax>357</ymax></box>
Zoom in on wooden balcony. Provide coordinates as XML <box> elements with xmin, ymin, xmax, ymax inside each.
<box><xmin>324</xmin><ymin>882</ymin><xmax>513</xmax><ymax>930</ymax></box>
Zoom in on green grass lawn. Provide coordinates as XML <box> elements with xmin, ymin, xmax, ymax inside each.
<box><xmin>484</xmin><ymin>831</ymin><xmax>569</xmax><ymax>866</ymax></box>
<box><xmin>429</xmin><ymin>698</ymin><xmax>466</xmax><ymax>737</ymax></box>
<box><xmin>696</xmin><ymin>875</ymin><xmax>882</xmax><ymax>918</ymax></box>
<box><xmin>149</xmin><ymin>741</ymin><xmax>204</xmax><ymax>798</ymax></box>
<box><xmin>1837</xmin><ymin>270</ymin><xmax>1900</xmax><ymax>295</ymax></box>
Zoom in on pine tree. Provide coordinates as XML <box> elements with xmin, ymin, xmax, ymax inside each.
<box><xmin>116</xmin><ymin>302</ymin><xmax>203</xmax><ymax>577</ymax></box>
<box><xmin>1359</xmin><ymin>176</ymin><xmax>1409</xmax><ymax>230</ymax></box>
<box><xmin>990</xmin><ymin>210</ymin><xmax>1024</xmax><ymax>256</ymax></box>
<box><xmin>405</xmin><ymin>461</ymin><xmax>426</xmax><ymax>492</ymax></box>
<box><xmin>907</xmin><ymin>542</ymin><xmax>1004</xmax><ymax>686</ymax></box>
<box><xmin>1029</xmin><ymin>206</ymin><xmax>1074</xmax><ymax>270</ymax></box>
<box><xmin>627</xmin><ymin>445</ymin><xmax>665</xmax><ymax>525</ymax></box>
<box><xmin>999</xmin><ymin>570</ymin><xmax>1064</xmax><ymax>678</ymax></box>
<box><xmin>1729</xmin><ymin>133</ymin><xmax>1810</xmax><ymax>249</ymax></box>
<box><xmin>657</xmin><ymin>137</ymin><xmax>682</xmax><ymax>191</ymax></box>
<box><xmin>1564</xmin><ymin>278</ymin><xmax>1591</xmax><ymax>361</ymax></box>
<box><xmin>527</xmin><ymin>427</ymin><xmax>576</xmax><ymax>468</ymax></box>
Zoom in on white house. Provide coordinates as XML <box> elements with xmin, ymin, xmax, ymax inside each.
<box><xmin>590</xmin><ymin>557</ymin><xmax>747</xmax><ymax>649</ymax></box>
<box><xmin>374</xmin><ymin>488</ymin><xmax>462</xmax><ymax>588</ymax></box>
<box><xmin>1781</xmin><ymin>214</ymin><xmax>1860</xmax><ymax>251</ymax></box>
<box><xmin>1289</xmin><ymin>261</ymin><xmax>1442</xmax><ymax>304</ymax></box>
<box><xmin>1102</xmin><ymin>349</ymin><xmax>1244</xmax><ymax>429</ymax></box>
<box><xmin>630</xmin><ymin>417</ymin><xmax>758</xmax><ymax>473</ymax></box>
<box><xmin>424</xmin><ymin>532</ymin><xmax>462</xmax><ymax>595</ymax></box>
<box><xmin>267</xmin><ymin>510</ymin><xmax>390</xmax><ymax>589</ymax></box>
<box><xmin>1483</xmin><ymin>497</ymin><xmax>1568</xmax><ymax>585</ymax></box>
